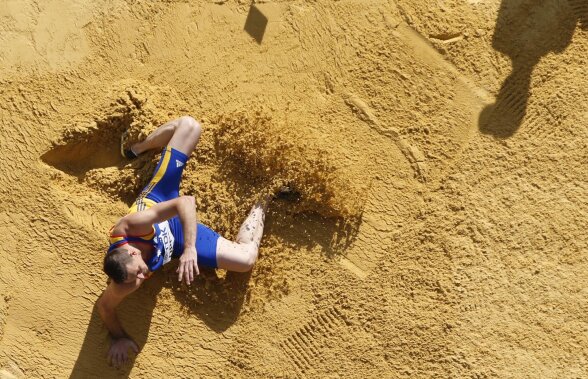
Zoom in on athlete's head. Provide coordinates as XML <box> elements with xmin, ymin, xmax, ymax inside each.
<box><xmin>103</xmin><ymin>247</ymin><xmax>149</xmax><ymax>284</ymax></box>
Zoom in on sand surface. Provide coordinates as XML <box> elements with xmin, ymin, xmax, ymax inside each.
<box><xmin>0</xmin><ymin>0</ymin><xmax>587</xmax><ymax>378</ymax></box>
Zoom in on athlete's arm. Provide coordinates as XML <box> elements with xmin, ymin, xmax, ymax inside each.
<box><xmin>112</xmin><ymin>196</ymin><xmax>195</xmax><ymax>236</ymax></box>
<box><xmin>112</xmin><ymin>196</ymin><xmax>199</xmax><ymax>284</ymax></box>
<box><xmin>97</xmin><ymin>281</ymin><xmax>139</xmax><ymax>338</ymax></box>
<box><xmin>96</xmin><ymin>281</ymin><xmax>141</xmax><ymax>367</ymax></box>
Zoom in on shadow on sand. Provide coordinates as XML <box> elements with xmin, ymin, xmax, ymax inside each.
<box><xmin>69</xmin><ymin>275</ymin><xmax>162</xmax><ymax>379</ymax></box>
<box><xmin>244</xmin><ymin>4</ymin><xmax>268</xmax><ymax>44</ymax></box>
<box><xmin>69</xmin><ymin>267</ymin><xmax>252</xmax><ymax>378</ymax></box>
<box><xmin>479</xmin><ymin>0</ymin><xmax>582</xmax><ymax>138</ymax></box>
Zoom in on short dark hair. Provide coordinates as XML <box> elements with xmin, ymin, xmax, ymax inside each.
<box><xmin>103</xmin><ymin>248</ymin><xmax>132</xmax><ymax>284</ymax></box>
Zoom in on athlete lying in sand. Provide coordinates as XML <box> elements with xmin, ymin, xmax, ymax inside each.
<box><xmin>96</xmin><ymin>116</ymin><xmax>273</xmax><ymax>367</ymax></box>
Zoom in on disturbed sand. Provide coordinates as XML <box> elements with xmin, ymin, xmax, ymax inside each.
<box><xmin>0</xmin><ymin>0</ymin><xmax>587</xmax><ymax>378</ymax></box>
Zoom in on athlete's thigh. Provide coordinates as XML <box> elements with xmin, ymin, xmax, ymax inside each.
<box><xmin>133</xmin><ymin>147</ymin><xmax>188</xmax><ymax>209</ymax></box>
<box><xmin>168</xmin><ymin>116</ymin><xmax>202</xmax><ymax>157</ymax></box>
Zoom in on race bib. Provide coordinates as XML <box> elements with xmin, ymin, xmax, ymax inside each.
<box><xmin>155</xmin><ymin>221</ymin><xmax>175</xmax><ymax>265</ymax></box>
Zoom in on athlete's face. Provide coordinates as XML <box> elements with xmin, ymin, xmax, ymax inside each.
<box><xmin>123</xmin><ymin>249</ymin><xmax>149</xmax><ymax>284</ymax></box>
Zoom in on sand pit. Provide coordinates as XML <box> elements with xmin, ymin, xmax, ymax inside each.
<box><xmin>0</xmin><ymin>0</ymin><xmax>587</xmax><ymax>378</ymax></box>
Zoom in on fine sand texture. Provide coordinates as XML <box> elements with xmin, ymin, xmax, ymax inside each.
<box><xmin>0</xmin><ymin>0</ymin><xmax>587</xmax><ymax>378</ymax></box>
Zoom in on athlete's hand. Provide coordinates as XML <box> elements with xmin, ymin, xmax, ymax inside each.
<box><xmin>108</xmin><ymin>337</ymin><xmax>139</xmax><ymax>368</ymax></box>
<box><xmin>177</xmin><ymin>246</ymin><xmax>199</xmax><ymax>285</ymax></box>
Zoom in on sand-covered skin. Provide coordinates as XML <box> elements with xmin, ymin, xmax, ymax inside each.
<box><xmin>0</xmin><ymin>0</ymin><xmax>587</xmax><ymax>378</ymax></box>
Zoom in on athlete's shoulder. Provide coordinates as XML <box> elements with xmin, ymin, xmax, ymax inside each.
<box><xmin>110</xmin><ymin>216</ymin><xmax>130</xmax><ymax>237</ymax></box>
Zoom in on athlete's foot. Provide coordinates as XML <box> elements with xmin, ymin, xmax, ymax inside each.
<box><xmin>255</xmin><ymin>185</ymin><xmax>298</xmax><ymax>211</ymax></box>
<box><xmin>122</xmin><ymin>147</ymin><xmax>138</xmax><ymax>159</ymax></box>
<box><xmin>273</xmin><ymin>185</ymin><xmax>299</xmax><ymax>202</ymax></box>
<box><xmin>257</xmin><ymin>194</ymin><xmax>273</xmax><ymax>212</ymax></box>
<box><xmin>120</xmin><ymin>130</ymin><xmax>139</xmax><ymax>159</ymax></box>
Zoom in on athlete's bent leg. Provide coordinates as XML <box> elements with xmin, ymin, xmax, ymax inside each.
<box><xmin>167</xmin><ymin>116</ymin><xmax>202</xmax><ymax>156</ymax></box>
<box><xmin>216</xmin><ymin>198</ymin><xmax>269</xmax><ymax>272</ymax></box>
<box><xmin>128</xmin><ymin>117</ymin><xmax>201</xmax><ymax>211</ymax></box>
<box><xmin>131</xmin><ymin>116</ymin><xmax>202</xmax><ymax>156</ymax></box>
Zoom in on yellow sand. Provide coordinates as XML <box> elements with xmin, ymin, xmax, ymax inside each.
<box><xmin>0</xmin><ymin>0</ymin><xmax>587</xmax><ymax>378</ymax></box>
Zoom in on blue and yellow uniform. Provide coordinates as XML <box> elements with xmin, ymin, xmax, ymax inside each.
<box><xmin>108</xmin><ymin>146</ymin><xmax>220</xmax><ymax>274</ymax></box>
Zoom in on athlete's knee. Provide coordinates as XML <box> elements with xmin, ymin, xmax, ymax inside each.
<box><xmin>178</xmin><ymin>116</ymin><xmax>202</xmax><ymax>135</ymax></box>
<box><xmin>180</xmin><ymin>195</ymin><xmax>195</xmax><ymax>207</ymax></box>
<box><xmin>175</xmin><ymin>116</ymin><xmax>202</xmax><ymax>146</ymax></box>
<box><xmin>234</xmin><ymin>243</ymin><xmax>258</xmax><ymax>272</ymax></box>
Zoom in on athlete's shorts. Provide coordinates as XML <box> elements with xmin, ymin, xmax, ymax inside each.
<box><xmin>130</xmin><ymin>146</ymin><xmax>220</xmax><ymax>268</ymax></box>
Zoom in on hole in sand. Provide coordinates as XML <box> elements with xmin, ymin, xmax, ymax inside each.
<box><xmin>41</xmin><ymin>118</ymin><xmax>129</xmax><ymax>178</ymax></box>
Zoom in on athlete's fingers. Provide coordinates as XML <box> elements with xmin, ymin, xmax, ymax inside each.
<box><xmin>178</xmin><ymin>261</ymin><xmax>184</xmax><ymax>282</ymax></box>
<box><xmin>182</xmin><ymin>264</ymin><xmax>188</xmax><ymax>285</ymax></box>
<box><xmin>186</xmin><ymin>264</ymin><xmax>192</xmax><ymax>285</ymax></box>
<box><xmin>131</xmin><ymin>341</ymin><xmax>139</xmax><ymax>354</ymax></box>
<box><xmin>193</xmin><ymin>260</ymin><xmax>199</xmax><ymax>276</ymax></box>
<box><xmin>188</xmin><ymin>263</ymin><xmax>193</xmax><ymax>283</ymax></box>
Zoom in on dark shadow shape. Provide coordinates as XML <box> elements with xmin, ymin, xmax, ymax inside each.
<box><xmin>41</xmin><ymin>118</ymin><xmax>129</xmax><ymax>177</ymax></box>
<box><xmin>479</xmin><ymin>62</ymin><xmax>534</xmax><ymax>138</ymax></box>
<box><xmin>569</xmin><ymin>0</ymin><xmax>588</xmax><ymax>30</ymax></box>
<box><xmin>244</xmin><ymin>4</ymin><xmax>268</xmax><ymax>44</ymax></box>
<box><xmin>479</xmin><ymin>0</ymin><xmax>579</xmax><ymax>138</ymax></box>
<box><xmin>266</xmin><ymin>206</ymin><xmax>363</xmax><ymax>259</ymax></box>
<box><xmin>168</xmin><ymin>267</ymin><xmax>252</xmax><ymax>333</ymax></box>
<box><xmin>41</xmin><ymin>116</ymin><xmax>158</xmax><ymax>205</ymax></box>
<box><xmin>69</xmin><ymin>275</ymin><xmax>163</xmax><ymax>379</ymax></box>
<box><xmin>69</xmin><ymin>252</ymin><xmax>251</xmax><ymax>377</ymax></box>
